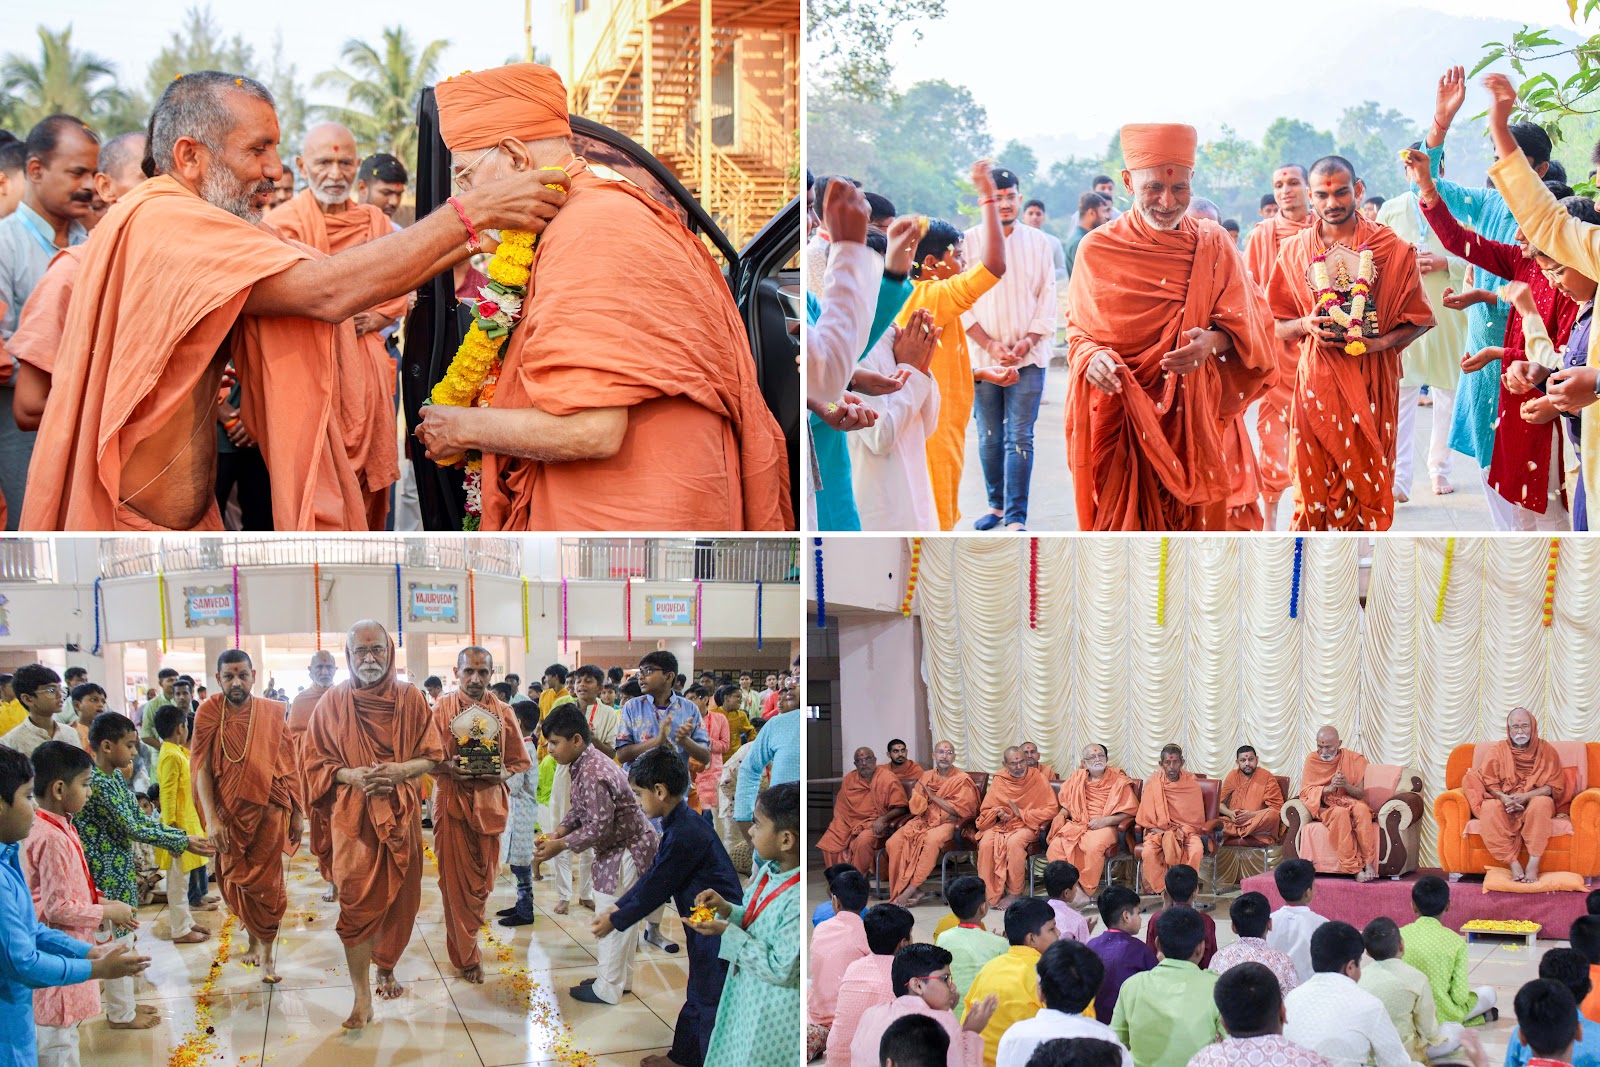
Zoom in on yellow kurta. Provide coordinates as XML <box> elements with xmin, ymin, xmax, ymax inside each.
<box><xmin>0</xmin><ymin>700</ymin><xmax>24</xmax><ymax>736</ymax></box>
<box><xmin>1376</xmin><ymin>192</ymin><xmax>1469</xmax><ymax>388</ymax></box>
<box><xmin>909</xmin><ymin>263</ymin><xmax>1003</xmax><ymax>530</ymax></box>
<box><xmin>156</xmin><ymin>741</ymin><xmax>206</xmax><ymax>872</ymax></box>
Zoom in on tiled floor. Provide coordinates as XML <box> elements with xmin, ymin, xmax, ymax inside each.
<box><xmin>805</xmin><ymin>868</ymin><xmax>1551</xmax><ymax>1064</ymax></box>
<box><xmin>80</xmin><ymin>846</ymin><xmax>689</xmax><ymax>1067</ymax></box>
<box><xmin>955</xmin><ymin>370</ymin><xmax>1490</xmax><ymax>531</ymax></box>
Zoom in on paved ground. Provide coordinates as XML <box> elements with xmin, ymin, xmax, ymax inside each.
<box><xmin>955</xmin><ymin>364</ymin><xmax>1493</xmax><ymax>532</ymax></box>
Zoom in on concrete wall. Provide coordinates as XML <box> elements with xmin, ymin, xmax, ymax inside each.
<box><xmin>805</xmin><ymin>537</ymin><xmax>910</xmax><ymax>615</ymax></box>
<box><xmin>835</xmin><ymin>613</ymin><xmax>930</xmax><ymax>768</ymax></box>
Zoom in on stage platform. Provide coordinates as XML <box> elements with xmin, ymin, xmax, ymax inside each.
<box><xmin>1241</xmin><ymin>867</ymin><xmax>1589</xmax><ymax>941</ymax></box>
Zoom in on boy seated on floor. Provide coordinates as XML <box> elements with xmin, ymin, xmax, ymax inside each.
<box><xmin>1400</xmin><ymin>875</ymin><xmax>1497</xmax><ymax>1026</ymax></box>
<box><xmin>935</xmin><ymin>875</ymin><xmax>1008</xmax><ymax>1019</ymax></box>
<box><xmin>1141</xmin><ymin>864</ymin><xmax>1215</xmax><ymax>968</ymax></box>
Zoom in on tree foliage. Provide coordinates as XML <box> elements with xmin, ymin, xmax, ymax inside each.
<box><xmin>313</xmin><ymin>27</ymin><xmax>448</xmax><ymax>171</ymax></box>
<box><xmin>804</xmin><ymin>0</ymin><xmax>947</xmax><ymax>101</ymax></box>
<box><xmin>1</xmin><ymin>26</ymin><xmax>129</xmax><ymax>134</ymax></box>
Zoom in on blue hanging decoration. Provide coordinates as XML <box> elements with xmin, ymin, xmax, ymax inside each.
<box><xmin>1289</xmin><ymin>537</ymin><xmax>1304</xmax><ymax>619</ymax></box>
<box><xmin>756</xmin><ymin>579</ymin><xmax>764</xmax><ymax>650</ymax></box>
<box><xmin>395</xmin><ymin>563</ymin><xmax>404</xmax><ymax>648</ymax></box>
<box><xmin>814</xmin><ymin>538</ymin><xmax>827</xmax><ymax>629</ymax></box>
<box><xmin>91</xmin><ymin>577</ymin><xmax>103</xmax><ymax>656</ymax></box>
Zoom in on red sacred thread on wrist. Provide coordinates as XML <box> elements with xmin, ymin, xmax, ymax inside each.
<box><xmin>448</xmin><ymin>196</ymin><xmax>482</xmax><ymax>255</ymax></box>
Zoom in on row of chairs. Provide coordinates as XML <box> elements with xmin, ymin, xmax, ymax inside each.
<box><xmin>869</xmin><ymin>772</ymin><xmax>1292</xmax><ymax>902</ymax></box>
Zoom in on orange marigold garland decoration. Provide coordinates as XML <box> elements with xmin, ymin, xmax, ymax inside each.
<box><xmin>1544</xmin><ymin>538</ymin><xmax>1559</xmax><ymax>627</ymax></box>
<box><xmin>900</xmin><ymin>538</ymin><xmax>923</xmax><ymax>616</ymax></box>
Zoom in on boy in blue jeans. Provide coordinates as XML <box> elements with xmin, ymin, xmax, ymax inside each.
<box><xmin>593</xmin><ymin>746</ymin><xmax>742</xmax><ymax>1067</ymax></box>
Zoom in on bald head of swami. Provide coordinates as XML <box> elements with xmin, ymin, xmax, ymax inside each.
<box><xmin>1508</xmin><ymin>707</ymin><xmax>1535</xmax><ymax>749</ymax></box>
<box><xmin>1186</xmin><ymin>197</ymin><xmax>1221</xmax><ymax>224</ymax></box>
<box><xmin>933</xmin><ymin>740</ymin><xmax>956</xmax><ymax>770</ymax></box>
<box><xmin>145</xmin><ymin>70</ymin><xmax>282</xmax><ymax>223</ymax></box>
<box><xmin>1003</xmin><ymin>745</ymin><xmax>1027</xmax><ymax>778</ymax></box>
<box><xmin>345</xmin><ymin>619</ymin><xmax>391</xmax><ymax>687</ymax></box>
<box><xmin>1119</xmin><ymin>123</ymin><xmax>1197</xmax><ymax>231</ymax></box>
<box><xmin>297</xmin><ymin>122</ymin><xmax>358</xmax><ymax>207</ymax></box>
<box><xmin>94</xmin><ymin>132</ymin><xmax>146</xmax><ymax>206</ymax></box>
<box><xmin>308</xmin><ymin>648</ymin><xmax>337</xmax><ymax>688</ymax></box>
<box><xmin>435</xmin><ymin>64</ymin><xmax>575</xmax><ymax>192</ymax></box>
<box><xmin>1315</xmin><ymin>726</ymin><xmax>1342</xmax><ymax>762</ymax></box>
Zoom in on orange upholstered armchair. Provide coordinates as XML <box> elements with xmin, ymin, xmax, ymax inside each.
<box><xmin>1434</xmin><ymin>741</ymin><xmax>1600</xmax><ymax>878</ymax></box>
<box><xmin>1280</xmin><ymin>765</ymin><xmax>1424</xmax><ymax>879</ymax></box>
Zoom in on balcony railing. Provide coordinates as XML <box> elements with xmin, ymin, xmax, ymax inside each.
<box><xmin>97</xmin><ymin>538</ymin><xmax>522</xmax><ymax>579</ymax></box>
<box><xmin>0</xmin><ymin>539</ymin><xmax>55</xmax><ymax>582</ymax></box>
<box><xmin>559</xmin><ymin>538</ymin><xmax>798</xmax><ymax>583</ymax></box>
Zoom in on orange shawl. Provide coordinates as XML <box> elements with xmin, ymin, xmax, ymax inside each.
<box><xmin>21</xmin><ymin>176</ymin><xmax>365</xmax><ymax>530</ymax></box>
<box><xmin>1298</xmin><ymin>748</ymin><xmax>1370</xmax><ymax>816</ymax></box>
<box><xmin>1266</xmin><ymin>215</ymin><xmax>1435</xmax><ymax>531</ymax></box>
<box><xmin>1479</xmin><ymin>713</ymin><xmax>1566</xmax><ymax>801</ymax></box>
<box><xmin>430</xmin><ymin>689</ymin><xmax>533</xmax><ymax>835</ymax></box>
<box><xmin>261</xmin><ymin>191</ymin><xmax>405</xmax><ymax>494</ymax></box>
<box><xmin>1244</xmin><ymin>213</ymin><xmax>1315</xmax><ymax>295</ymax></box>
<box><xmin>1137</xmin><ymin>769</ymin><xmax>1207</xmax><ymax>832</ymax></box>
<box><xmin>1220</xmin><ymin>769</ymin><xmax>1283</xmax><ymax>814</ymax></box>
<box><xmin>1064</xmin><ymin>211</ymin><xmax>1274</xmax><ymax>529</ymax></box>
<box><xmin>1060</xmin><ymin>767</ymin><xmax>1138</xmax><ymax>825</ymax></box>
<box><xmin>9</xmin><ymin>245</ymin><xmax>83</xmax><ymax>374</ymax></box>
<box><xmin>976</xmin><ymin>766</ymin><xmax>1057</xmax><ymax>833</ymax></box>
<box><xmin>479</xmin><ymin>169</ymin><xmax>791</xmax><ymax>532</ymax></box>
<box><xmin>889</xmin><ymin>759</ymin><xmax>924</xmax><ymax>783</ymax></box>
<box><xmin>907</xmin><ymin>767</ymin><xmax>981</xmax><ymax>827</ymax></box>
<box><xmin>189</xmin><ymin>694</ymin><xmax>296</xmax><ymax>844</ymax></box>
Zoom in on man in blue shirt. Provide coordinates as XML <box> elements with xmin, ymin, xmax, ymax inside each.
<box><xmin>616</xmin><ymin>651</ymin><xmax>711</xmax><ymax>774</ymax></box>
<box><xmin>0</xmin><ymin>745</ymin><xmax>150</xmax><ymax>1066</ymax></box>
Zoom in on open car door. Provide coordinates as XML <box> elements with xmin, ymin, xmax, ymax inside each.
<box><xmin>404</xmin><ymin>94</ymin><xmax>796</xmax><ymax>528</ymax></box>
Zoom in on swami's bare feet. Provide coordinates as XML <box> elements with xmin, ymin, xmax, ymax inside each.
<box><xmin>460</xmin><ymin>964</ymin><xmax>484</xmax><ymax>984</ymax></box>
<box><xmin>1510</xmin><ymin>859</ymin><xmax>1527</xmax><ymax>883</ymax></box>
<box><xmin>108</xmin><ymin>1014</ymin><xmax>162</xmax><ymax>1030</ymax></box>
<box><xmin>578</xmin><ymin>899</ymin><xmax>596</xmax><ymax>912</ymax></box>
<box><xmin>241</xmin><ymin>936</ymin><xmax>262</xmax><ymax>968</ymax></box>
<box><xmin>1432</xmin><ymin>474</ymin><xmax>1455</xmax><ymax>495</ymax></box>
<box><xmin>173</xmin><ymin>928</ymin><xmax>210</xmax><ymax>944</ymax></box>
<box><xmin>342</xmin><ymin>1001</ymin><xmax>374</xmax><ymax>1030</ymax></box>
<box><xmin>375</xmin><ymin>969</ymin><xmax>405</xmax><ymax>1000</ymax></box>
<box><xmin>135</xmin><ymin>1003</ymin><xmax>159</xmax><ymax>1017</ymax></box>
<box><xmin>1356</xmin><ymin>865</ymin><xmax>1378</xmax><ymax>883</ymax></box>
<box><xmin>322</xmin><ymin>885</ymin><xmax>338</xmax><ymax>903</ymax></box>
<box><xmin>1525</xmin><ymin>857</ymin><xmax>1542</xmax><ymax>882</ymax></box>
<box><xmin>261</xmin><ymin>940</ymin><xmax>280</xmax><ymax>984</ymax></box>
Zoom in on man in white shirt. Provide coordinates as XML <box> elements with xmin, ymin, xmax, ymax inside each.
<box><xmin>965</xmin><ymin>168</ymin><xmax>1058</xmax><ymax>531</ymax></box>
<box><xmin>997</xmin><ymin>939</ymin><xmax>1133</xmax><ymax>1067</ymax></box>
<box><xmin>1267</xmin><ymin>859</ymin><xmax>1329</xmax><ymax>984</ymax></box>
<box><xmin>1282</xmin><ymin>922</ymin><xmax>1422</xmax><ymax>1067</ymax></box>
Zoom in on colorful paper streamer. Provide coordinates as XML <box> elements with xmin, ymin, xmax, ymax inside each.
<box><xmin>157</xmin><ymin>571</ymin><xmax>170</xmax><ymax>653</ymax></box>
<box><xmin>624</xmin><ymin>578</ymin><xmax>632</xmax><ymax>643</ymax></box>
<box><xmin>91</xmin><ymin>577</ymin><xmax>103</xmax><ymax>657</ymax></box>
<box><xmin>901</xmin><ymin>537</ymin><xmax>923</xmax><ymax>618</ymax></box>
<box><xmin>814</xmin><ymin>538</ymin><xmax>826</xmax><ymax>629</ymax></box>
<box><xmin>1434</xmin><ymin>537</ymin><xmax>1455</xmax><ymax>623</ymax></box>
<box><xmin>231</xmin><ymin>564</ymin><xmax>241</xmax><ymax>648</ymax></box>
<box><xmin>468</xmin><ymin>568</ymin><xmax>477</xmax><ymax>645</ymax></box>
<box><xmin>1156</xmin><ymin>538</ymin><xmax>1169</xmax><ymax>627</ymax></box>
<box><xmin>394</xmin><ymin>563</ymin><xmax>403</xmax><ymax>648</ymax></box>
<box><xmin>1289</xmin><ymin>537</ymin><xmax>1304</xmax><ymax>619</ymax></box>
<box><xmin>1544</xmin><ymin>538</ymin><xmax>1559</xmax><ymax>628</ymax></box>
<box><xmin>313</xmin><ymin>562</ymin><xmax>323</xmax><ymax>650</ymax></box>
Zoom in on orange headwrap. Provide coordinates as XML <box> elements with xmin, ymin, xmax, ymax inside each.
<box><xmin>1121</xmin><ymin>123</ymin><xmax>1198</xmax><ymax>171</ymax></box>
<box><xmin>435</xmin><ymin>64</ymin><xmax>572</xmax><ymax>152</ymax></box>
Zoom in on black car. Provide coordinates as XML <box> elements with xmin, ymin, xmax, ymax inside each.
<box><xmin>402</xmin><ymin>88</ymin><xmax>800</xmax><ymax>530</ymax></box>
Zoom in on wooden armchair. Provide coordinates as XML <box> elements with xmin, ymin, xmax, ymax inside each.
<box><xmin>1281</xmin><ymin>765</ymin><xmax>1424</xmax><ymax>879</ymax></box>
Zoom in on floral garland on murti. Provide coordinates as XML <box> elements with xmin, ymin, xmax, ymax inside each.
<box><xmin>427</xmin><ymin>227</ymin><xmax>538</xmax><ymax>530</ymax></box>
<box><xmin>1310</xmin><ymin>244</ymin><xmax>1375</xmax><ymax>355</ymax></box>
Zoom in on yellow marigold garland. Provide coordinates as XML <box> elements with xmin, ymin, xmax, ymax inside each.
<box><xmin>1434</xmin><ymin>537</ymin><xmax>1455</xmax><ymax>623</ymax></box>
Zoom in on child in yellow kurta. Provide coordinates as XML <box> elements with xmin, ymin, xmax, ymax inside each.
<box><xmin>152</xmin><ymin>705</ymin><xmax>208</xmax><ymax>943</ymax></box>
<box><xmin>912</xmin><ymin>161</ymin><xmax>1011</xmax><ymax>530</ymax></box>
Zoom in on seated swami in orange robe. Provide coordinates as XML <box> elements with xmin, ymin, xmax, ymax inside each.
<box><xmin>818</xmin><ymin>749</ymin><xmax>909</xmax><ymax>874</ymax></box>
<box><xmin>974</xmin><ymin>747</ymin><xmax>1058</xmax><ymax>906</ymax></box>
<box><xmin>1064</xmin><ymin>123</ymin><xmax>1274</xmax><ymax>531</ymax></box>
<box><xmin>1299</xmin><ymin>727</ymin><xmax>1378</xmax><ymax>881</ymax></box>
<box><xmin>1462</xmin><ymin>708</ymin><xmax>1566</xmax><ymax>882</ymax></box>
<box><xmin>415</xmin><ymin>63</ymin><xmax>792</xmax><ymax>532</ymax></box>
<box><xmin>1265</xmin><ymin>159</ymin><xmax>1435</xmax><ymax>532</ymax></box>
<box><xmin>1137</xmin><ymin>744</ymin><xmax>1212</xmax><ymax>894</ymax></box>
<box><xmin>1046</xmin><ymin>744</ymin><xmax>1137</xmax><ymax>894</ymax></box>
<box><xmin>300</xmin><ymin>622</ymin><xmax>444</xmax><ymax>1028</ymax></box>
<box><xmin>286</xmin><ymin>651</ymin><xmax>337</xmax><ymax>895</ymax></box>
<box><xmin>1219</xmin><ymin>745</ymin><xmax>1283</xmax><ymax>840</ymax></box>
<box><xmin>189</xmin><ymin>655</ymin><xmax>300</xmax><ymax>982</ymax></box>
<box><xmin>261</xmin><ymin>123</ymin><xmax>408</xmax><ymax>532</ymax></box>
<box><xmin>885</xmin><ymin>741</ymin><xmax>980</xmax><ymax>906</ymax></box>
<box><xmin>430</xmin><ymin>651</ymin><xmax>532</xmax><ymax>980</ymax></box>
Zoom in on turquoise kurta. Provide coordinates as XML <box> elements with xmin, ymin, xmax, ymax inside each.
<box><xmin>704</xmin><ymin>858</ymin><xmax>800</xmax><ymax>1067</ymax></box>
<box><xmin>809</xmin><ymin>276</ymin><xmax>914</xmax><ymax>530</ymax></box>
<box><xmin>1411</xmin><ymin>144</ymin><xmax>1516</xmax><ymax>466</ymax></box>
<box><xmin>1376</xmin><ymin>192</ymin><xmax>1468</xmax><ymax>389</ymax></box>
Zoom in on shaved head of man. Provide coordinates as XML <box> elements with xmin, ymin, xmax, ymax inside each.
<box><xmin>1272</xmin><ymin>164</ymin><xmax>1310</xmax><ymax>218</ymax></box>
<box><xmin>1159</xmin><ymin>743</ymin><xmax>1185</xmax><ymax>781</ymax></box>
<box><xmin>95</xmin><ymin>132</ymin><xmax>146</xmax><ymax>206</ymax></box>
<box><xmin>933</xmin><ymin>740</ymin><xmax>956</xmax><ymax>770</ymax></box>
<box><xmin>1003</xmin><ymin>746</ymin><xmax>1027</xmax><ymax>777</ymax></box>
<box><xmin>852</xmin><ymin>747</ymin><xmax>878</xmax><ymax>778</ymax></box>
<box><xmin>1082</xmin><ymin>743</ymin><xmax>1109</xmax><ymax>778</ymax></box>
<box><xmin>1020</xmin><ymin>742</ymin><xmax>1044</xmax><ymax>769</ymax></box>
<box><xmin>298</xmin><ymin>122</ymin><xmax>359</xmax><ymax>208</ymax></box>
<box><xmin>1508</xmin><ymin>707</ymin><xmax>1534</xmax><ymax>748</ymax></box>
<box><xmin>345</xmin><ymin>619</ymin><xmax>391</xmax><ymax>686</ymax></box>
<box><xmin>308</xmin><ymin>649</ymin><xmax>337</xmax><ymax>688</ymax></box>
<box><xmin>1315</xmin><ymin>726</ymin><xmax>1342</xmax><ymax>762</ymax></box>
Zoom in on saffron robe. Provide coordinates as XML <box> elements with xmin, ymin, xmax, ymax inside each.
<box><xmin>1462</xmin><ymin>713</ymin><xmax>1567</xmax><ymax>864</ymax></box>
<box><xmin>817</xmin><ymin>766</ymin><xmax>906</xmax><ymax>873</ymax></box>
<box><xmin>1244</xmin><ymin>211</ymin><xmax>1316</xmax><ymax>497</ymax></box>
<box><xmin>1137</xmin><ymin>770</ymin><xmax>1207</xmax><ymax>894</ymax></box>
<box><xmin>1298</xmin><ymin>748</ymin><xmax>1375</xmax><ymax>873</ymax></box>
<box><xmin>1047</xmin><ymin>767</ymin><xmax>1137</xmax><ymax>893</ymax></box>
<box><xmin>886</xmin><ymin>767</ymin><xmax>980</xmax><ymax>901</ymax></box>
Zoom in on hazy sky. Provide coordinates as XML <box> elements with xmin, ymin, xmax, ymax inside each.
<box><xmin>878</xmin><ymin>0</ymin><xmax>1583</xmax><ymax>156</ymax></box>
<box><xmin>0</xmin><ymin>1</ymin><xmax>565</xmax><ymax>110</ymax></box>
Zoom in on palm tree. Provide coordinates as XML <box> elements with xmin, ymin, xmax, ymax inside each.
<box><xmin>314</xmin><ymin>28</ymin><xmax>448</xmax><ymax>174</ymax></box>
<box><xmin>1</xmin><ymin>25</ymin><xmax>128</xmax><ymax>133</ymax></box>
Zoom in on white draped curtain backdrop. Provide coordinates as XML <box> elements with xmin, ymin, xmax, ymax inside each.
<box><xmin>914</xmin><ymin>536</ymin><xmax>1600</xmax><ymax>866</ymax></box>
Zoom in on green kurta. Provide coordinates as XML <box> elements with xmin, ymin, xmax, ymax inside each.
<box><xmin>705</xmin><ymin>858</ymin><xmax>800</xmax><ymax>1067</ymax></box>
<box><xmin>1377</xmin><ymin>191</ymin><xmax>1469</xmax><ymax>389</ymax></box>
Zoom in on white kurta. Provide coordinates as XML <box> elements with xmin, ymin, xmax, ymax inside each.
<box><xmin>847</xmin><ymin>330</ymin><xmax>941</xmax><ymax>531</ymax></box>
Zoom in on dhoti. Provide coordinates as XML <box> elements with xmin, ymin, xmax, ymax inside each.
<box><xmin>886</xmin><ymin>821</ymin><xmax>961</xmax><ymax>901</ymax></box>
<box><xmin>1047</xmin><ymin>823</ymin><xmax>1120</xmax><ymax>894</ymax></box>
<box><xmin>1316</xmin><ymin>799</ymin><xmax>1375</xmax><ymax>874</ymax></box>
<box><xmin>977</xmin><ymin>825</ymin><xmax>1037</xmax><ymax>904</ymax></box>
<box><xmin>1140</xmin><ymin>829</ymin><xmax>1202</xmax><ymax>894</ymax></box>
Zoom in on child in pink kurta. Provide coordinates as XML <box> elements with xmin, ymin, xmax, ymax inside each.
<box><xmin>696</xmin><ymin>710</ymin><xmax>731</xmax><ymax>810</ymax></box>
<box><xmin>25</xmin><ymin>810</ymin><xmax>106</xmax><ymax>1027</ymax></box>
